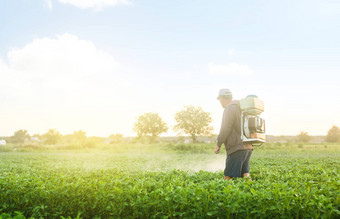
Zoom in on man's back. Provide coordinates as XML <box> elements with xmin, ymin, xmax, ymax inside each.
<box><xmin>217</xmin><ymin>100</ymin><xmax>253</xmax><ymax>155</ymax></box>
<box><xmin>215</xmin><ymin>89</ymin><xmax>254</xmax><ymax>180</ymax></box>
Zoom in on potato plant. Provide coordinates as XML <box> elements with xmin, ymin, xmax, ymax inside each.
<box><xmin>0</xmin><ymin>145</ymin><xmax>339</xmax><ymax>218</ymax></box>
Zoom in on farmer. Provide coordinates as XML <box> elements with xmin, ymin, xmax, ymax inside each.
<box><xmin>214</xmin><ymin>89</ymin><xmax>253</xmax><ymax>181</ymax></box>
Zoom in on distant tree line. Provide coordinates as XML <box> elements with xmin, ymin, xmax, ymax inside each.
<box><xmin>325</xmin><ymin>125</ymin><xmax>340</xmax><ymax>143</ymax></box>
<box><xmin>3</xmin><ymin>105</ymin><xmax>213</xmax><ymax>145</ymax></box>
<box><xmin>2</xmin><ymin>105</ymin><xmax>340</xmax><ymax>145</ymax></box>
<box><xmin>133</xmin><ymin>105</ymin><xmax>213</xmax><ymax>143</ymax></box>
<box><xmin>296</xmin><ymin>125</ymin><xmax>340</xmax><ymax>143</ymax></box>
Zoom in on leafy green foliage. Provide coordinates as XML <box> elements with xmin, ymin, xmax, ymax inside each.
<box><xmin>71</xmin><ymin>130</ymin><xmax>87</xmax><ymax>143</ymax></box>
<box><xmin>108</xmin><ymin>133</ymin><xmax>124</xmax><ymax>144</ymax></box>
<box><xmin>0</xmin><ymin>146</ymin><xmax>339</xmax><ymax>218</ymax></box>
<box><xmin>296</xmin><ymin>131</ymin><xmax>311</xmax><ymax>143</ymax></box>
<box><xmin>166</xmin><ymin>143</ymin><xmax>214</xmax><ymax>153</ymax></box>
<box><xmin>133</xmin><ymin>113</ymin><xmax>168</xmax><ymax>142</ymax></box>
<box><xmin>174</xmin><ymin>105</ymin><xmax>213</xmax><ymax>143</ymax></box>
<box><xmin>42</xmin><ymin>129</ymin><xmax>62</xmax><ymax>145</ymax></box>
<box><xmin>10</xmin><ymin>130</ymin><xmax>30</xmax><ymax>144</ymax></box>
<box><xmin>326</xmin><ymin>125</ymin><xmax>340</xmax><ymax>143</ymax></box>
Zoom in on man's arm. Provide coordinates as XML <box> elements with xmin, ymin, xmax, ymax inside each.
<box><xmin>216</xmin><ymin>105</ymin><xmax>236</xmax><ymax>148</ymax></box>
<box><xmin>214</xmin><ymin>145</ymin><xmax>221</xmax><ymax>154</ymax></box>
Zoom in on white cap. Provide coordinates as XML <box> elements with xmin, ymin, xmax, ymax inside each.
<box><xmin>217</xmin><ymin>89</ymin><xmax>232</xmax><ymax>99</ymax></box>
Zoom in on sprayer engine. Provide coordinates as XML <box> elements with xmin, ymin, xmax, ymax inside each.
<box><xmin>240</xmin><ymin>95</ymin><xmax>266</xmax><ymax>144</ymax></box>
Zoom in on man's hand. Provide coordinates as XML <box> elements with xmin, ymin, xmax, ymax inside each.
<box><xmin>214</xmin><ymin>145</ymin><xmax>221</xmax><ymax>154</ymax></box>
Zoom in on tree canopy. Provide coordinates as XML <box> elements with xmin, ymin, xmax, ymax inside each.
<box><xmin>133</xmin><ymin>113</ymin><xmax>168</xmax><ymax>142</ymax></box>
<box><xmin>42</xmin><ymin>129</ymin><xmax>62</xmax><ymax>145</ymax></box>
<box><xmin>12</xmin><ymin>129</ymin><xmax>30</xmax><ymax>144</ymax></box>
<box><xmin>174</xmin><ymin>105</ymin><xmax>213</xmax><ymax>143</ymax></box>
<box><xmin>71</xmin><ymin>130</ymin><xmax>87</xmax><ymax>143</ymax></box>
<box><xmin>108</xmin><ymin>133</ymin><xmax>124</xmax><ymax>144</ymax></box>
<box><xmin>296</xmin><ymin>131</ymin><xmax>312</xmax><ymax>143</ymax></box>
<box><xmin>326</xmin><ymin>125</ymin><xmax>340</xmax><ymax>143</ymax></box>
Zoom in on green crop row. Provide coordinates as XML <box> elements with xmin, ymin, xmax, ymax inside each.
<box><xmin>0</xmin><ymin>150</ymin><xmax>339</xmax><ymax>219</ymax></box>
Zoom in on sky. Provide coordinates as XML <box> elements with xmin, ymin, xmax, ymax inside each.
<box><xmin>0</xmin><ymin>0</ymin><xmax>339</xmax><ymax>137</ymax></box>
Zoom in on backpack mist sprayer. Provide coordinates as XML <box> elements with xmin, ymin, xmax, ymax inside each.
<box><xmin>240</xmin><ymin>95</ymin><xmax>266</xmax><ymax>145</ymax></box>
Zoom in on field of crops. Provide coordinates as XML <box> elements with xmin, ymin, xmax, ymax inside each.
<box><xmin>0</xmin><ymin>143</ymin><xmax>339</xmax><ymax>218</ymax></box>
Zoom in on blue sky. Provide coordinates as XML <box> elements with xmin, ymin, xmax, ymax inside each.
<box><xmin>0</xmin><ymin>0</ymin><xmax>339</xmax><ymax>137</ymax></box>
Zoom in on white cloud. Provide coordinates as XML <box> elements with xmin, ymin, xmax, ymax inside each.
<box><xmin>228</xmin><ymin>49</ymin><xmax>234</xmax><ymax>55</ymax></box>
<box><xmin>3</xmin><ymin>33</ymin><xmax>125</xmax><ymax>100</ymax></box>
<box><xmin>8</xmin><ymin>34</ymin><xmax>116</xmax><ymax>74</ymax></box>
<box><xmin>208</xmin><ymin>62</ymin><xmax>253</xmax><ymax>76</ymax></box>
<box><xmin>0</xmin><ymin>33</ymin><xmax>135</xmax><ymax>136</ymax></box>
<box><xmin>58</xmin><ymin>0</ymin><xmax>133</xmax><ymax>9</ymax></box>
<box><xmin>45</xmin><ymin>0</ymin><xmax>53</xmax><ymax>9</ymax></box>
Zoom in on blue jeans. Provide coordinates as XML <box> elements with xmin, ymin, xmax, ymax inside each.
<box><xmin>224</xmin><ymin>149</ymin><xmax>252</xmax><ymax>177</ymax></box>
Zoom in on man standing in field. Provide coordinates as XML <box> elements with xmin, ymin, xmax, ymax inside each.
<box><xmin>214</xmin><ymin>89</ymin><xmax>253</xmax><ymax>180</ymax></box>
